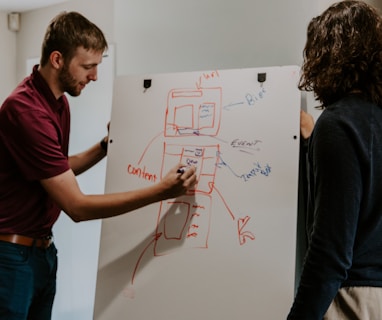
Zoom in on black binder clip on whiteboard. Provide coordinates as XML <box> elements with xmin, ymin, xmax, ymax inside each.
<box><xmin>143</xmin><ymin>79</ymin><xmax>152</xmax><ymax>93</ymax></box>
<box><xmin>257</xmin><ymin>73</ymin><xmax>266</xmax><ymax>87</ymax></box>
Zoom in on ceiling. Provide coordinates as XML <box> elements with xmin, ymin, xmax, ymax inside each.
<box><xmin>0</xmin><ymin>0</ymin><xmax>69</xmax><ymax>13</ymax></box>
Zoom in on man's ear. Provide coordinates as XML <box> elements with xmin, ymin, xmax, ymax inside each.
<box><xmin>50</xmin><ymin>51</ymin><xmax>64</xmax><ymax>70</ymax></box>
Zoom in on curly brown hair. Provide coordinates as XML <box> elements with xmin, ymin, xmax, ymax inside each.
<box><xmin>299</xmin><ymin>1</ymin><xmax>382</xmax><ymax>108</ymax></box>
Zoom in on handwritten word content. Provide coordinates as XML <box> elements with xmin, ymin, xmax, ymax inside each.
<box><xmin>127</xmin><ymin>164</ymin><xmax>157</xmax><ymax>182</ymax></box>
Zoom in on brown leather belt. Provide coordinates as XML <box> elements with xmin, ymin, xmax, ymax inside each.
<box><xmin>0</xmin><ymin>234</ymin><xmax>53</xmax><ymax>249</ymax></box>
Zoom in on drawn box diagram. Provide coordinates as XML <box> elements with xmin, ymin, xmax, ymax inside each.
<box><xmin>165</xmin><ymin>88</ymin><xmax>222</xmax><ymax>137</ymax></box>
<box><xmin>161</xmin><ymin>143</ymin><xmax>220</xmax><ymax>195</ymax></box>
<box><xmin>154</xmin><ymin>143</ymin><xmax>220</xmax><ymax>254</ymax></box>
<box><xmin>154</xmin><ymin>194</ymin><xmax>212</xmax><ymax>255</ymax></box>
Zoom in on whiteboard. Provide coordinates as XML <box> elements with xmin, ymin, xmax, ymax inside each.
<box><xmin>94</xmin><ymin>65</ymin><xmax>301</xmax><ymax>320</ymax></box>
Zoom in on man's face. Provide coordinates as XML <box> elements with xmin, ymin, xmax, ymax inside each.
<box><xmin>58</xmin><ymin>47</ymin><xmax>103</xmax><ymax>97</ymax></box>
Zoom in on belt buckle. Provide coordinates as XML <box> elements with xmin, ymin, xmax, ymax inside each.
<box><xmin>36</xmin><ymin>235</ymin><xmax>53</xmax><ymax>248</ymax></box>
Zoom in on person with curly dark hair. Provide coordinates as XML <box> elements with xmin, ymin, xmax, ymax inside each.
<box><xmin>288</xmin><ymin>1</ymin><xmax>382</xmax><ymax>319</ymax></box>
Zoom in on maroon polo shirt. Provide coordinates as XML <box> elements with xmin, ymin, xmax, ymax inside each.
<box><xmin>0</xmin><ymin>65</ymin><xmax>70</xmax><ymax>238</ymax></box>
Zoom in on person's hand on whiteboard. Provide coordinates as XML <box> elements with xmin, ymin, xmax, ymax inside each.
<box><xmin>100</xmin><ymin>121</ymin><xmax>111</xmax><ymax>153</ymax></box>
<box><xmin>300</xmin><ymin>110</ymin><xmax>314</xmax><ymax>139</ymax></box>
<box><xmin>157</xmin><ymin>164</ymin><xmax>198</xmax><ymax>199</ymax></box>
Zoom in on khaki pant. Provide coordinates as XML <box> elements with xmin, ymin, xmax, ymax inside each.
<box><xmin>324</xmin><ymin>287</ymin><xmax>382</xmax><ymax>320</ymax></box>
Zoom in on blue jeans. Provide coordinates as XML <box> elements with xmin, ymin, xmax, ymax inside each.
<box><xmin>0</xmin><ymin>241</ymin><xmax>58</xmax><ymax>320</ymax></box>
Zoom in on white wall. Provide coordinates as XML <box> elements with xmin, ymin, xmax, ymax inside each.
<box><xmin>0</xmin><ymin>12</ymin><xmax>17</xmax><ymax>104</ymax></box>
<box><xmin>114</xmin><ymin>0</ymin><xmax>316</xmax><ymax>76</ymax></box>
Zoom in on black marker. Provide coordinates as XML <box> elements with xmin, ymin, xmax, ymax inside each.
<box><xmin>177</xmin><ymin>167</ymin><xmax>186</xmax><ymax>174</ymax></box>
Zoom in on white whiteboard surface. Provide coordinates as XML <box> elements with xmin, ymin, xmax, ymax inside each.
<box><xmin>94</xmin><ymin>65</ymin><xmax>301</xmax><ymax>320</ymax></box>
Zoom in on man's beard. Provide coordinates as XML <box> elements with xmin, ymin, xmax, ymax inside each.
<box><xmin>58</xmin><ymin>63</ymin><xmax>81</xmax><ymax>97</ymax></box>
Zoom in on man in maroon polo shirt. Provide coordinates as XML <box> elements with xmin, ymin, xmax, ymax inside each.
<box><xmin>0</xmin><ymin>12</ymin><xmax>197</xmax><ymax>320</ymax></box>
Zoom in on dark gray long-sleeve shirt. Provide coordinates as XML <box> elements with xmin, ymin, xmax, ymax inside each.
<box><xmin>288</xmin><ymin>94</ymin><xmax>382</xmax><ymax>319</ymax></box>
